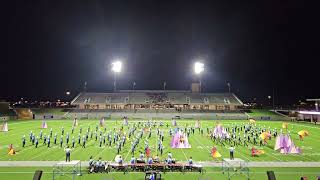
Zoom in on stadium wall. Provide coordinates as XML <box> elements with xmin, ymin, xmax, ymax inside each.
<box><xmin>33</xmin><ymin>114</ymin><xmax>66</xmax><ymax>120</ymax></box>
<box><xmin>19</xmin><ymin>108</ymin><xmax>286</xmax><ymax>121</ymax></box>
<box><xmin>67</xmin><ymin>112</ymin><xmax>248</xmax><ymax>120</ymax></box>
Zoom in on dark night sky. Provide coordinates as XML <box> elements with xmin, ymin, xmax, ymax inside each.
<box><xmin>3</xmin><ymin>1</ymin><xmax>319</xmax><ymax>104</ymax></box>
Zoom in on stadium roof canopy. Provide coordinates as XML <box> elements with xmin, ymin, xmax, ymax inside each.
<box><xmin>306</xmin><ymin>98</ymin><xmax>320</xmax><ymax>102</ymax></box>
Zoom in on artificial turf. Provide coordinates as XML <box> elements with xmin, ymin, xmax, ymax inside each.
<box><xmin>1</xmin><ymin>119</ymin><xmax>319</xmax><ymax>162</ymax></box>
<box><xmin>0</xmin><ymin>119</ymin><xmax>320</xmax><ymax>180</ymax></box>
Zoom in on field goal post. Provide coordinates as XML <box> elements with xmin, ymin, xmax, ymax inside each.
<box><xmin>52</xmin><ymin>160</ymin><xmax>82</xmax><ymax>180</ymax></box>
<box><xmin>222</xmin><ymin>158</ymin><xmax>249</xmax><ymax>180</ymax></box>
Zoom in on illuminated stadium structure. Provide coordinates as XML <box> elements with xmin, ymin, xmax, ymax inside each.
<box><xmin>71</xmin><ymin>83</ymin><xmax>243</xmax><ymax>111</ymax></box>
<box><xmin>71</xmin><ymin>90</ymin><xmax>243</xmax><ymax>111</ymax></box>
<box><xmin>69</xmin><ymin>83</ymin><xmax>245</xmax><ymax>119</ymax></box>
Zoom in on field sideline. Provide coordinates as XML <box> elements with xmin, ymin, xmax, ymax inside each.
<box><xmin>0</xmin><ymin>167</ymin><xmax>319</xmax><ymax>180</ymax></box>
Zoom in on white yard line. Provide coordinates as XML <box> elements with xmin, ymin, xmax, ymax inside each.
<box><xmin>123</xmin><ymin>149</ymin><xmax>131</xmax><ymax>161</ymax></box>
<box><xmin>180</xmin><ymin>148</ymin><xmax>188</xmax><ymax>161</ymax></box>
<box><xmin>58</xmin><ymin>121</ymin><xmax>97</xmax><ymax>161</ymax></box>
<box><xmin>29</xmin><ymin>147</ymin><xmax>59</xmax><ymax>160</ymax></box>
<box><xmin>262</xmin><ymin>150</ymin><xmax>284</xmax><ymax>162</ymax></box>
<box><xmin>0</xmin><ymin>144</ymin><xmax>37</xmax><ymax>160</ymax></box>
<box><xmin>192</xmin><ymin>133</ymin><xmax>252</xmax><ymax>161</ymax></box>
<box><xmin>191</xmin><ymin>135</ymin><xmax>210</xmax><ymax>153</ymax></box>
<box><xmin>0</xmin><ymin>123</ymin><xmax>38</xmax><ymax>140</ymax></box>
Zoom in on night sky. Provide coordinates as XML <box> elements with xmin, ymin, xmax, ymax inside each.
<box><xmin>3</xmin><ymin>1</ymin><xmax>318</xmax><ymax>104</ymax></box>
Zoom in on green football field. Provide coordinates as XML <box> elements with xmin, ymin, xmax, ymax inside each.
<box><xmin>1</xmin><ymin>119</ymin><xmax>319</xmax><ymax>162</ymax></box>
<box><xmin>0</xmin><ymin>119</ymin><xmax>320</xmax><ymax>180</ymax></box>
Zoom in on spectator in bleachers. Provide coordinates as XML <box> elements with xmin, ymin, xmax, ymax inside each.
<box><xmin>147</xmin><ymin>157</ymin><xmax>153</xmax><ymax>164</ymax></box>
<box><xmin>94</xmin><ymin>161</ymin><xmax>100</xmax><ymax>172</ymax></box>
<box><xmin>153</xmin><ymin>154</ymin><xmax>160</xmax><ymax>163</ymax></box>
<box><xmin>130</xmin><ymin>156</ymin><xmax>136</xmax><ymax>164</ymax></box>
<box><xmin>149</xmin><ymin>173</ymin><xmax>156</xmax><ymax>180</ymax></box>
<box><xmin>89</xmin><ymin>156</ymin><xmax>105</xmax><ymax>174</ymax></box>
<box><xmin>188</xmin><ymin>157</ymin><xmax>193</xmax><ymax>165</ymax></box>
<box><xmin>139</xmin><ymin>151</ymin><xmax>145</xmax><ymax>160</ymax></box>
<box><xmin>97</xmin><ymin>157</ymin><xmax>105</xmax><ymax>172</ymax></box>
<box><xmin>89</xmin><ymin>156</ymin><xmax>94</xmax><ymax>166</ymax></box>
<box><xmin>89</xmin><ymin>164</ymin><xmax>94</xmax><ymax>173</ymax></box>
<box><xmin>166</xmin><ymin>156</ymin><xmax>172</xmax><ymax>164</ymax></box>
<box><xmin>118</xmin><ymin>155</ymin><xmax>123</xmax><ymax>165</ymax></box>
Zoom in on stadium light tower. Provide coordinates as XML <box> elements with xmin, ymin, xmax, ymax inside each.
<box><xmin>111</xmin><ymin>60</ymin><xmax>122</xmax><ymax>91</ymax></box>
<box><xmin>194</xmin><ymin>62</ymin><xmax>204</xmax><ymax>92</ymax></box>
<box><xmin>194</xmin><ymin>62</ymin><xmax>204</xmax><ymax>75</ymax></box>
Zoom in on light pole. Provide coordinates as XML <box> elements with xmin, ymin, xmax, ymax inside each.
<box><xmin>194</xmin><ymin>62</ymin><xmax>204</xmax><ymax>92</ymax></box>
<box><xmin>272</xmin><ymin>88</ymin><xmax>275</xmax><ymax>111</ymax></box>
<box><xmin>268</xmin><ymin>94</ymin><xmax>275</xmax><ymax>111</ymax></box>
<box><xmin>111</xmin><ymin>60</ymin><xmax>122</xmax><ymax>92</ymax></box>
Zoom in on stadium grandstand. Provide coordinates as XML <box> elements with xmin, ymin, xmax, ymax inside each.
<box><xmin>70</xmin><ymin>83</ymin><xmax>247</xmax><ymax>120</ymax></box>
<box><xmin>296</xmin><ymin>98</ymin><xmax>320</xmax><ymax>123</ymax></box>
<box><xmin>71</xmin><ymin>91</ymin><xmax>243</xmax><ymax>111</ymax></box>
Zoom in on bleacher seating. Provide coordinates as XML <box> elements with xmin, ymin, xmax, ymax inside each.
<box><xmin>66</xmin><ymin>90</ymin><xmax>246</xmax><ymax>120</ymax></box>
<box><xmin>72</xmin><ymin>91</ymin><xmax>242</xmax><ymax>106</ymax></box>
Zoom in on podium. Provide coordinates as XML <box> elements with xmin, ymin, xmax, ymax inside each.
<box><xmin>53</xmin><ymin>160</ymin><xmax>82</xmax><ymax>180</ymax></box>
<box><xmin>222</xmin><ymin>158</ymin><xmax>249</xmax><ymax>180</ymax></box>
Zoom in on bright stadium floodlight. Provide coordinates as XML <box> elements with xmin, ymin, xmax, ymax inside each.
<box><xmin>111</xmin><ymin>61</ymin><xmax>122</xmax><ymax>73</ymax></box>
<box><xmin>194</xmin><ymin>62</ymin><xmax>204</xmax><ymax>74</ymax></box>
<box><xmin>111</xmin><ymin>60</ymin><xmax>123</xmax><ymax>91</ymax></box>
<box><xmin>193</xmin><ymin>61</ymin><xmax>205</xmax><ymax>92</ymax></box>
